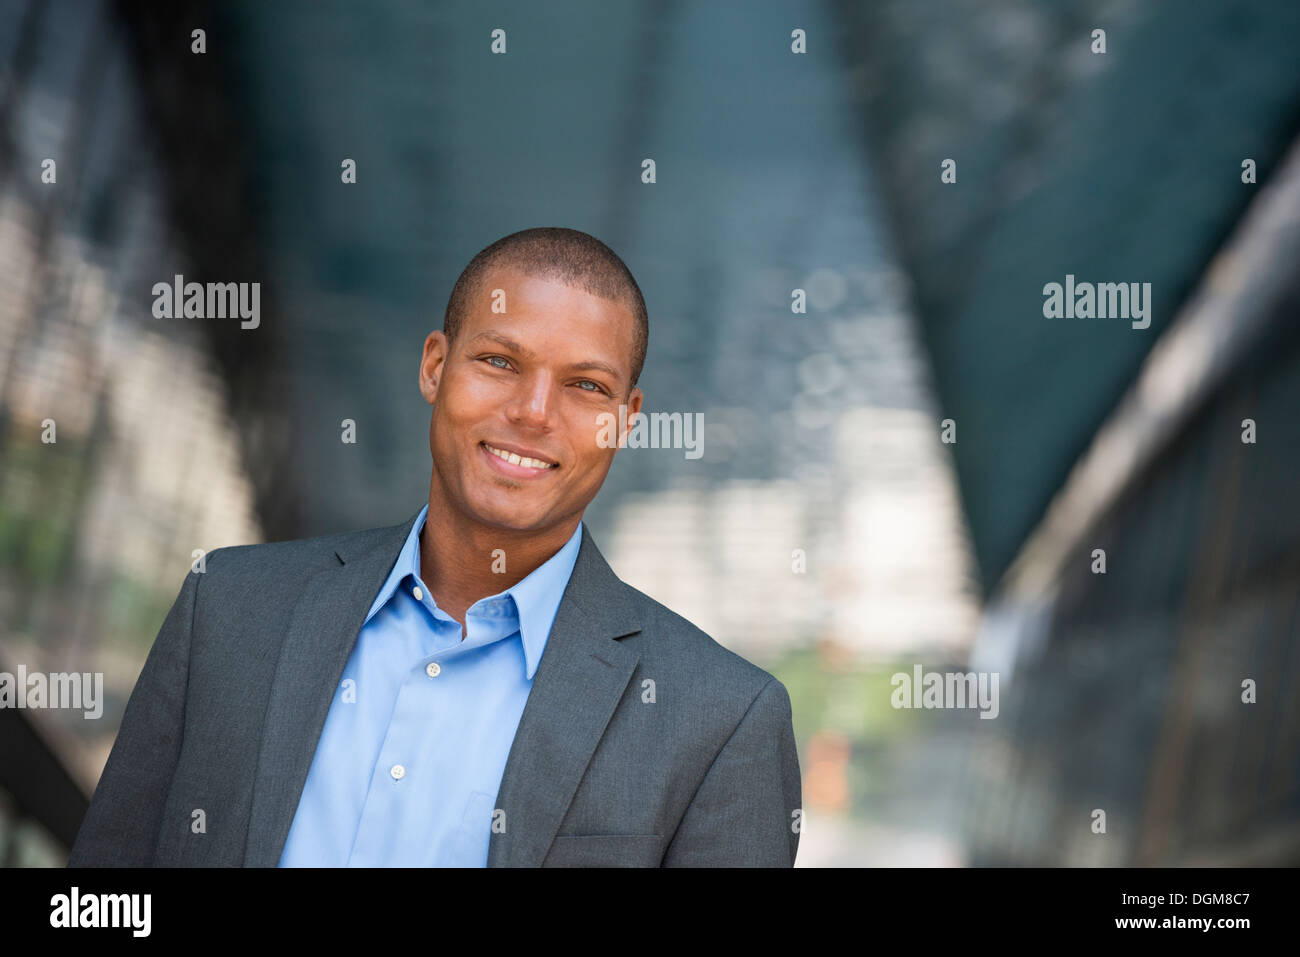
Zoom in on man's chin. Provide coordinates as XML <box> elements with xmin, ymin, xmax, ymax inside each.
<box><xmin>462</xmin><ymin>499</ymin><xmax>554</xmax><ymax>534</ymax></box>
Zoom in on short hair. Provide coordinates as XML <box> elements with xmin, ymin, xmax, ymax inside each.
<box><xmin>443</xmin><ymin>227</ymin><xmax>649</xmax><ymax>388</ymax></box>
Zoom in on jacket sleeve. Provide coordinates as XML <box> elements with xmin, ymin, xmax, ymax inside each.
<box><xmin>67</xmin><ymin>564</ymin><xmax>202</xmax><ymax>866</ymax></box>
<box><xmin>662</xmin><ymin>677</ymin><xmax>802</xmax><ymax>866</ymax></box>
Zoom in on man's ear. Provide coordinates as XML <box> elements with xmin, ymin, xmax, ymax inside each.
<box><xmin>419</xmin><ymin>331</ymin><xmax>449</xmax><ymax>404</ymax></box>
<box><xmin>618</xmin><ymin>386</ymin><xmax>644</xmax><ymax>447</ymax></box>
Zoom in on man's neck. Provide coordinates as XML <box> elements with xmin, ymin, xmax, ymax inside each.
<box><xmin>418</xmin><ymin>491</ymin><xmax>579</xmax><ymax>629</ymax></box>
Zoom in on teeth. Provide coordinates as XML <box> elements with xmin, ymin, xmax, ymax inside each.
<box><xmin>485</xmin><ymin>444</ymin><xmax>554</xmax><ymax>470</ymax></box>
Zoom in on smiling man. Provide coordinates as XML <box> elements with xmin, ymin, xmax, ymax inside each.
<box><xmin>68</xmin><ymin>227</ymin><xmax>802</xmax><ymax>868</ymax></box>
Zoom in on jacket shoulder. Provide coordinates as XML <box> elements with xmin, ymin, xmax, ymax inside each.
<box><xmin>199</xmin><ymin>519</ymin><xmax>406</xmax><ymax>583</ymax></box>
<box><xmin>617</xmin><ymin>580</ymin><xmax>780</xmax><ymax>704</ymax></box>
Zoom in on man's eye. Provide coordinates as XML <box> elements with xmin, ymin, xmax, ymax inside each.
<box><xmin>576</xmin><ymin>380</ymin><xmax>606</xmax><ymax>394</ymax></box>
<box><xmin>483</xmin><ymin>356</ymin><xmax>510</xmax><ymax>369</ymax></box>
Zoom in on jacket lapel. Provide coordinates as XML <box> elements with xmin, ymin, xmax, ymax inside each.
<box><xmin>244</xmin><ymin>514</ymin><xmax>417</xmax><ymax>867</ymax></box>
<box><xmin>487</xmin><ymin>525</ymin><xmax>642</xmax><ymax>867</ymax></box>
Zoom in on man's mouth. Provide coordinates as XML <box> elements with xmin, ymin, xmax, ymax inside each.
<box><xmin>480</xmin><ymin>441</ymin><xmax>559</xmax><ymax>473</ymax></box>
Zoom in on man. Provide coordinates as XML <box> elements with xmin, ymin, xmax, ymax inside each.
<box><xmin>68</xmin><ymin>227</ymin><xmax>802</xmax><ymax>867</ymax></box>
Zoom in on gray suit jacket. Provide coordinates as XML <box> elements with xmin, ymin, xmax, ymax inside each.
<box><xmin>68</xmin><ymin>510</ymin><xmax>802</xmax><ymax>867</ymax></box>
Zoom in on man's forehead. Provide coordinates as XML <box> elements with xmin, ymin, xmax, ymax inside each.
<box><xmin>468</xmin><ymin>271</ymin><xmax>635</xmax><ymax>343</ymax></box>
<box><xmin>480</xmin><ymin>267</ymin><xmax>627</xmax><ymax>313</ymax></box>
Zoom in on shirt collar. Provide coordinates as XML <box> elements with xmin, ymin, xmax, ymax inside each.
<box><xmin>364</xmin><ymin>504</ymin><xmax>584</xmax><ymax>680</ymax></box>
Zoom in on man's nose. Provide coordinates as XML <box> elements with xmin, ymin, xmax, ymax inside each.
<box><xmin>506</xmin><ymin>373</ymin><xmax>555</xmax><ymax>428</ymax></box>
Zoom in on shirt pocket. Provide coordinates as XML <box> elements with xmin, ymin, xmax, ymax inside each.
<box><xmin>543</xmin><ymin>834</ymin><xmax>664</xmax><ymax>868</ymax></box>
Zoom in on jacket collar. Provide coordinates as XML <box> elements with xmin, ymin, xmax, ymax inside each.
<box><xmin>359</xmin><ymin>504</ymin><xmax>584</xmax><ymax>680</ymax></box>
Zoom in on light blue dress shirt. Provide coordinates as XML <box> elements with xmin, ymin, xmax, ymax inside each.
<box><xmin>278</xmin><ymin>504</ymin><xmax>583</xmax><ymax>867</ymax></box>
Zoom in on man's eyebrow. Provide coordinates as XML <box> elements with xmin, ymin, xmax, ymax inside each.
<box><xmin>467</xmin><ymin>331</ymin><xmax>625</xmax><ymax>382</ymax></box>
<box><xmin>570</xmin><ymin>359</ymin><xmax>623</xmax><ymax>381</ymax></box>
<box><xmin>467</xmin><ymin>331</ymin><xmax>536</xmax><ymax>358</ymax></box>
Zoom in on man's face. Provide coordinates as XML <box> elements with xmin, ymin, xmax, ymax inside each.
<box><xmin>419</xmin><ymin>267</ymin><xmax>643</xmax><ymax>536</ymax></box>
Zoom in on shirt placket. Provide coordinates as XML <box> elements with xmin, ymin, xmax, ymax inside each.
<box><xmin>347</xmin><ymin>585</ymin><xmax>519</xmax><ymax>866</ymax></box>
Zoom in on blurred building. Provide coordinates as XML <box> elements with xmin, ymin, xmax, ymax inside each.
<box><xmin>836</xmin><ymin>0</ymin><xmax>1300</xmax><ymax>864</ymax></box>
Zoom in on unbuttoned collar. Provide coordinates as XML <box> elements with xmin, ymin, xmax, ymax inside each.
<box><xmin>363</xmin><ymin>504</ymin><xmax>584</xmax><ymax>679</ymax></box>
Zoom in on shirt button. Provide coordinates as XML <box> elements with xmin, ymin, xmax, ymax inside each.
<box><xmin>390</xmin><ymin>764</ymin><xmax>405</xmax><ymax>780</ymax></box>
<box><xmin>412</xmin><ymin>586</ymin><xmax>423</xmax><ymax>601</ymax></box>
<box><xmin>426</xmin><ymin>662</ymin><xmax>441</xmax><ymax>678</ymax></box>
